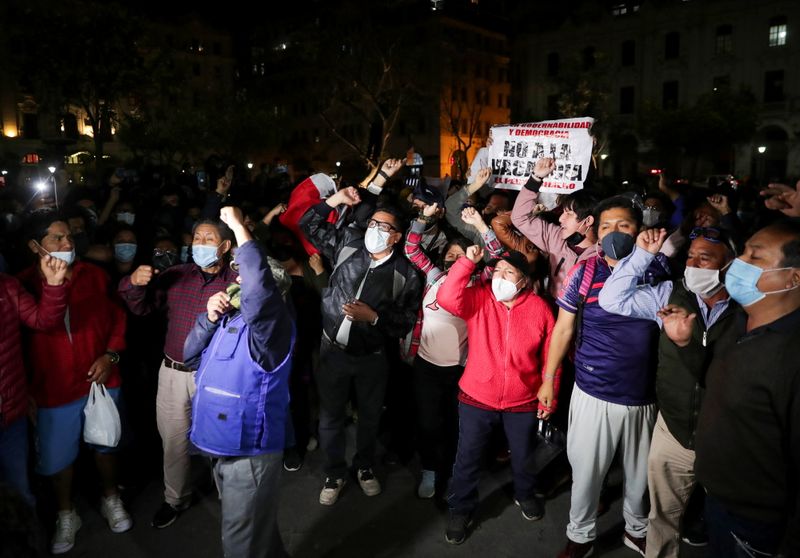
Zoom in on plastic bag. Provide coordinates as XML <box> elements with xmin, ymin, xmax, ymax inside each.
<box><xmin>83</xmin><ymin>382</ymin><xmax>122</xmax><ymax>447</ymax></box>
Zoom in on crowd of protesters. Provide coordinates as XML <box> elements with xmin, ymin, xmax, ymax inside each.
<box><xmin>0</xmin><ymin>144</ymin><xmax>798</xmax><ymax>558</ymax></box>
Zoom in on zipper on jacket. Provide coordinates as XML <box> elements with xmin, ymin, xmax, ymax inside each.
<box><xmin>501</xmin><ymin>307</ymin><xmax>511</xmax><ymax>408</ymax></box>
<box><xmin>702</xmin><ymin>329</ymin><xmax>708</xmax><ymax>347</ymax></box>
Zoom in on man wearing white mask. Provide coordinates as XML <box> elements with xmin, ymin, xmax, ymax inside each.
<box><xmin>299</xmin><ymin>187</ymin><xmax>422</xmax><ymax>506</ymax></box>
<box><xmin>598</xmin><ymin>225</ymin><xmax>737</xmax><ymax>558</ymax></box>
<box><xmin>436</xmin><ymin>246</ymin><xmax>557</xmax><ymax>545</ymax></box>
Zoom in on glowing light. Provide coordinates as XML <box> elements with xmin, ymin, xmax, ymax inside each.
<box><xmin>247</xmin><ymin>162</ymin><xmax>254</xmax><ymax>169</ymax></box>
<box><xmin>35</xmin><ymin>181</ymin><xmax>47</xmax><ymax>191</ymax></box>
<box><xmin>48</xmin><ymin>166</ymin><xmax>56</xmax><ymax>174</ymax></box>
<box><xmin>758</xmin><ymin>145</ymin><xmax>767</xmax><ymax>154</ymax></box>
<box><xmin>600</xmin><ymin>154</ymin><xmax>609</xmax><ymax>160</ymax></box>
<box><xmin>335</xmin><ymin>161</ymin><xmax>341</xmax><ymax>167</ymax></box>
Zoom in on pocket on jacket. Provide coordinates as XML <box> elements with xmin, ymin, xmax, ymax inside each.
<box><xmin>192</xmin><ymin>389</ymin><xmax>245</xmax><ymax>452</ymax></box>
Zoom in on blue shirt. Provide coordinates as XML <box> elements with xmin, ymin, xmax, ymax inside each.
<box><xmin>557</xmin><ymin>255</ymin><xmax>659</xmax><ymax>406</ymax></box>
<box><xmin>598</xmin><ymin>246</ymin><xmax>730</xmax><ymax>329</ymax></box>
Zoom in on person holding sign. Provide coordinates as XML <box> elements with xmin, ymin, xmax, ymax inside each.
<box><xmin>511</xmin><ymin>158</ymin><xmax>599</xmax><ymax>298</ymax></box>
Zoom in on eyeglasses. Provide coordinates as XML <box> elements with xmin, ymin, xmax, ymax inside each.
<box><xmin>689</xmin><ymin>227</ymin><xmax>725</xmax><ymax>243</ymax></box>
<box><xmin>367</xmin><ymin>219</ymin><xmax>396</xmax><ymax>233</ymax></box>
<box><xmin>153</xmin><ymin>249</ymin><xmax>177</xmax><ymax>257</ymax></box>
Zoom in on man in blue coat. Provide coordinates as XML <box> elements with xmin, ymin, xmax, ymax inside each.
<box><xmin>184</xmin><ymin>206</ymin><xmax>294</xmax><ymax>558</ymax></box>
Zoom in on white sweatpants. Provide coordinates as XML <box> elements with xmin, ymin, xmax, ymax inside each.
<box><xmin>566</xmin><ymin>384</ymin><xmax>656</xmax><ymax>544</ymax></box>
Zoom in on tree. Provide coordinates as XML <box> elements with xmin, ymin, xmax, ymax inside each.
<box><xmin>639</xmin><ymin>86</ymin><xmax>758</xmax><ymax>177</ymax></box>
<box><xmin>273</xmin><ymin>0</ymin><xmax>426</xmax><ymax>177</ymax></box>
<box><xmin>10</xmin><ymin>0</ymin><xmax>147</xmax><ymax>180</ymax></box>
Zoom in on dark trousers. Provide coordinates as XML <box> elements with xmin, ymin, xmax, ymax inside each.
<box><xmin>448</xmin><ymin>402</ymin><xmax>539</xmax><ymax>516</ymax></box>
<box><xmin>413</xmin><ymin>356</ymin><xmax>462</xmax><ymax>474</ymax></box>
<box><xmin>315</xmin><ymin>336</ymin><xmax>388</xmax><ymax>478</ymax></box>
<box><xmin>705</xmin><ymin>492</ymin><xmax>785</xmax><ymax>557</ymax></box>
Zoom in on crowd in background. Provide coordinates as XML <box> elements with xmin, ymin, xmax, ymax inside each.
<box><xmin>0</xmin><ymin>144</ymin><xmax>798</xmax><ymax>558</ymax></box>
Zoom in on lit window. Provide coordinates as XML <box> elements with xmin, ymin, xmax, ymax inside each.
<box><xmin>769</xmin><ymin>16</ymin><xmax>787</xmax><ymax>47</ymax></box>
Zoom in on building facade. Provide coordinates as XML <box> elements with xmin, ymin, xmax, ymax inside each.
<box><xmin>515</xmin><ymin>0</ymin><xmax>800</xmax><ymax>183</ymax></box>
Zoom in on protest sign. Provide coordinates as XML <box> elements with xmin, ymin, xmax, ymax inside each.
<box><xmin>488</xmin><ymin>117</ymin><xmax>595</xmax><ymax>193</ymax></box>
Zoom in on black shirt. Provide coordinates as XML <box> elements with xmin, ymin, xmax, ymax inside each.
<box><xmin>695</xmin><ymin>307</ymin><xmax>800</xmax><ymax>554</ymax></box>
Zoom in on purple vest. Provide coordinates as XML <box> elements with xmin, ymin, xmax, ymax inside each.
<box><xmin>190</xmin><ymin>313</ymin><xmax>293</xmax><ymax>456</ymax></box>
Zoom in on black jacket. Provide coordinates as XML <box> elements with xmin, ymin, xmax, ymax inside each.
<box><xmin>300</xmin><ymin>202</ymin><xmax>422</xmax><ymax>356</ymax></box>
<box><xmin>657</xmin><ymin>284</ymin><xmax>739</xmax><ymax>449</ymax></box>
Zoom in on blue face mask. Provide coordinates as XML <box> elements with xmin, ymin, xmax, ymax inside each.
<box><xmin>50</xmin><ymin>249</ymin><xmax>76</xmax><ymax>266</ymax></box>
<box><xmin>724</xmin><ymin>258</ymin><xmax>798</xmax><ymax>307</ymax></box>
<box><xmin>180</xmin><ymin>245</ymin><xmax>190</xmax><ymax>263</ymax></box>
<box><xmin>601</xmin><ymin>231</ymin><xmax>636</xmax><ymax>261</ymax></box>
<box><xmin>192</xmin><ymin>243</ymin><xmax>221</xmax><ymax>268</ymax></box>
<box><xmin>114</xmin><ymin>243</ymin><xmax>137</xmax><ymax>263</ymax></box>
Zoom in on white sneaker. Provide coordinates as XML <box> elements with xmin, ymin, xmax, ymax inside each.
<box><xmin>51</xmin><ymin>509</ymin><xmax>82</xmax><ymax>554</ymax></box>
<box><xmin>417</xmin><ymin>469</ymin><xmax>436</xmax><ymax>499</ymax></box>
<box><xmin>357</xmin><ymin>468</ymin><xmax>381</xmax><ymax>496</ymax></box>
<box><xmin>319</xmin><ymin>477</ymin><xmax>345</xmax><ymax>505</ymax></box>
<box><xmin>101</xmin><ymin>494</ymin><xmax>133</xmax><ymax>533</ymax></box>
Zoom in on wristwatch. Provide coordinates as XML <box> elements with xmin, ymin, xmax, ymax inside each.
<box><xmin>370</xmin><ymin>315</ymin><xmax>379</xmax><ymax>326</ymax></box>
<box><xmin>105</xmin><ymin>350</ymin><xmax>120</xmax><ymax>364</ymax></box>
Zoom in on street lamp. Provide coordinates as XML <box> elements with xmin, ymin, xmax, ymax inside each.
<box><xmin>247</xmin><ymin>162</ymin><xmax>254</xmax><ymax>170</ymax></box>
<box><xmin>757</xmin><ymin>145</ymin><xmax>767</xmax><ymax>185</ymax></box>
<box><xmin>48</xmin><ymin>165</ymin><xmax>59</xmax><ymax>208</ymax></box>
<box><xmin>335</xmin><ymin>161</ymin><xmax>341</xmax><ymax>168</ymax></box>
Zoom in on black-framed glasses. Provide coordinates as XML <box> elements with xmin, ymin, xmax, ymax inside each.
<box><xmin>689</xmin><ymin>227</ymin><xmax>725</xmax><ymax>243</ymax></box>
<box><xmin>367</xmin><ymin>218</ymin><xmax>396</xmax><ymax>233</ymax></box>
<box><xmin>153</xmin><ymin>249</ymin><xmax>177</xmax><ymax>257</ymax></box>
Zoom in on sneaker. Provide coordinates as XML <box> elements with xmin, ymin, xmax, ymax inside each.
<box><xmin>444</xmin><ymin>513</ymin><xmax>472</xmax><ymax>545</ymax></box>
<box><xmin>514</xmin><ymin>497</ymin><xmax>544</xmax><ymax>521</ymax></box>
<box><xmin>556</xmin><ymin>540</ymin><xmax>594</xmax><ymax>558</ymax></box>
<box><xmin>306</xmin><ymin>436</ymin><xmax>319</xmax><ymax>452</ymax></box>
<box><xmin>319</xmin><ymin>477</ymin><xmax>345</xmax><ymax>505</ymax></box>
<box><xmin>417</xmin><ymin>470</ymin><xmax>436</xmax><ymax>499</ymax></box>
<box><xmin>357</xmin><ymin>468</ymin><xmax>381</xmax><ymax>496</ymax></box>
<box><xmin>151</xmin><ymin>501</ymin><xmax>188</xmax><ymax>529</ymax></box>
<box><xmin>622</xmin><ymin>532</ymin><xmax>646</xmax><ymax>556</ymax></box>
<box><xmin>283</xmin><ymin>447</ymin><xmax>303</xmax><ymax>472</ymax></box>
<box><xmin>51</xmin><ymin>509</ymin><xmax>82</xmax><ymax>554</ymax></box>
<box><xmin>681</xmin><ymin>532</ymin><xmax>709</xmax><ymax>547</ymax></box>
<box><xmin>101</xmin><ymin>494</ymin><xmax>133</xmax><ymax>533</ymax></box>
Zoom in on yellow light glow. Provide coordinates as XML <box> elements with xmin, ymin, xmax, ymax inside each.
<box><xmin>3</xmin><ymin>125</ymin><xmax>18</xmax><ymax>137</ymax></box>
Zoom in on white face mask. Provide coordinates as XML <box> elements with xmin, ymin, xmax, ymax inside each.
<box><xmin>364</xmin><ymin>227</ymin><xmax>391</xmax><ymax>254</ymax></box>
<box><xmin>491</xmin><ymin>277</ymin><xmax>521</xmax><ymax>302</ymax></box>
<box><xmin>116</xmin><ymin>212</ymin><xmax>135</xmax><ymax>225</ymax></box>
<box><xmin>683</xmin><ymin>266</ymin><xmax>725</xmax><ymax>298</ymax></box>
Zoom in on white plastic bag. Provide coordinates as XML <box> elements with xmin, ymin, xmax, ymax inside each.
<box><xmin>83</xmin><ymin>382</ymin><xmax>122</xmax><ymax>447</ymax></box>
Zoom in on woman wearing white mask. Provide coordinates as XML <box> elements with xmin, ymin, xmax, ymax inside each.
<box><xmin>437</xmin><ymin>246</ymin><xmax>557</xmax><ymax>545</ymax></box>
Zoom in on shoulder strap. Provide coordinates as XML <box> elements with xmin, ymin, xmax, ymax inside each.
<box><xmin>574</xmin><ymin>257</ymin><xmax>598</xmax><ymax>349</ymax></box>
<box><xmin>333</xmin><ymin>245</ymin><xmax>358</xmax><ymax>274</ymax></box>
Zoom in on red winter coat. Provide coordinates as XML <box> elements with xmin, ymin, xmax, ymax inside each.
<box><xmin>437</xmin><ymin>257</ymin><xmax>559</xmax><ymax>411</ymax></box>
<box><xmin>19</xmin><ymin>262</ymin><xmax>125</xmax><ymax>408</ymax></box>
<box><xmin>0</xmin><ymin>273</ymin><xmax>68</xmax><ymax>426</ymax></box>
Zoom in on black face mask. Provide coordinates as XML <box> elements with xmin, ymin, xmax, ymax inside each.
<box><xmin>601</xmin><ymin>231</ymin><xmax>636</xmax><ymax>260</ymax></box>
<box><xmin>443</xmin><ymin>260</ymin><xmax>455</xmax><ymax>271</ymax></box>
<box><xmin>565</xmin><ymin>231</ymin><xmax>585</xmax><ymax>247</ymax></box>
<box><xmin>72</xmin><ymin>232</ymin><xmax>90</xmax><ymax>256</ymax></box>
<box><xmin>152</xmin><ymin>251</ymin><xmax>179</xmax><ymax>272</ymax></box>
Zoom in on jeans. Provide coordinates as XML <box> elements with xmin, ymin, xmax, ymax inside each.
<box><xmin>0</xmin><ymin>417</ymin><xmax>34</xmax><ymax>507</ymax></box>
<box><xmin>448</xmin><ymin>402</ymin><xmax>538</xmax><ymax>516</ymax></box>
<box><xmin>705</xmin><ymin>492</ymin><xmax>785</xmax><ymax>557</ymax></box>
